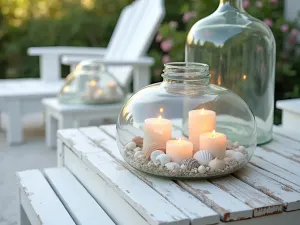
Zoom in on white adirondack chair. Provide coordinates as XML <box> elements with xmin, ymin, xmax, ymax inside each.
<box><xmin>0</xmin><ymin>0</ymin><xmax>165</xmax><ymax>145</ymax></box>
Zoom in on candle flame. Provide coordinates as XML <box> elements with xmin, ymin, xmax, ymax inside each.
<box><xmin>243</xmin><ymin>74</ymin><xmax>247</xmax><ymax>80</ymax></box>
<box><xmin>212</xmin><ymin>130</ymin><xmax>216</xmax><ymax>138</ymax></box>
<box><xmin>159</xmin><ymin>108</ymin><xmax>164</xmax><ymax>113</ymax></box>
<box><xmin>177</xmin><ymin>138</ymin><xmax>182</xmax><ymax>143</ymax></box>
<box><xmin>158</xmin><ymin>115</ymin><xmax>162</xmax><ymax>120</ymax></box>
<box><xmin>63</xmin><ymin>86</ymin><xmax>70</xmax><ymax>93</ymax></box>
<box><xmin>97</xmin><ymin>89</ymin><xmax>103</xmax><ymax>95</ymax></box>
<box><xmin>217</xmin><ymin>75</ymin><xmax>221</xmax><ymax>85</ymax></box>
<box><xmin>108</xmin><ymin>81</ymin><xmax>116</xmax><ymax>87</ymax></box>
<box><xmin>89</xmin><ymin>80</ymin><xmax>97</xmax><ymax>87</ymax></box>
<box><xmin>201</xmin><ymin>108</ymin><xmax>204</xmax><ymax>114</ymax></box>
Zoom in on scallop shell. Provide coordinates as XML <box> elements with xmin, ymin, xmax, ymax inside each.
<box><xmin>132</xmin><ymin>136</ymin><xmax>143</xmax><ymax>147</ymax></box>
<box><xmin>193</xmin><ymin>151</ymin><xmax>213</xmax><ymax>166</ymax></box>
<box><xmin>226</xmin><ymin>140</ymin><xmax>233</xmax><ymax>150</ymax></box>
<box><xmin>208</xmin><ymin>158</ymin><xmax>225</xmax><ymax>170</ymax></box>
<box><xmin>181</xmin><ymin>158</ymin><xmax>200</xmax><ymax>170</ymax></box>
<box><xmin>150</xmin><ymin>150</ymin><xmax>164</xmax><ymax>163</ymax></box>
<box><xmin>233</xmin><ymin>151</ymin><xmax>246</xmax><ymax>161</ymax></box>
<box><xmin>143</xmin><ymin>145</ymin><xmax>166</xmax><ymax>160</ymax></box>
<box><xmin>198</xmin><ymin>165</ymin><xmax>206</xmax><ymax>174</ymax></box>
<box><xmin>126</xmin><ymin>142</ymin><xmax>136</xmax><ymax>151</ymax></box>
<box><xmin>165</xmin><ymin>162</ymin><xmax>180</xmax><ymax>171</ymax></box>
<box><xmin>156</xmin><ymin>154</ymin><xmax>171</xmax><ymax>166</ymax></box>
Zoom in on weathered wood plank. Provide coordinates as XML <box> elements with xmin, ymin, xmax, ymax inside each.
<box><xmin>250</xmin><ymin>155</ymin><xmax>300</xmax><ymax>189</ymax></box>
<box><xmin>17</xmin><ymin>170</ymin><xmax>76</xmax><ymax>225</ymax></box>
<box><xmin>178</xmin><ymin>180</ymin><xmax>253</xmax><ymax>221</ymax></box>
<box><xmin>263</xmin><ymin>142</ymin><xmax>300</xmax><ymax>163</ymax></box>
<box><xmin>273</xmin><ymin>125</ymin><xmax>300</xmax><ymax>142</ymax></box>
<box><xmin>254</xmin><ymin>147</ymin><xmax>300</xmax><ymax>176</ymax></box>
<box><xmin>84</xmin><ymin>151</ymin><xmax>190</xmax><ymax>225</ymax></box>
<box><xmin>273</xmin><ymin>133</ymin><xmax>300</xmax><ymax>148</ymax></box>
<box><xmin>209</xmin><ymin>176</ymin><xmax>283</xmax><ymax>217</ymax></box>
<box><xmin>234</xmin><ymin>166</ymin><xmax>300</xmax><ymax>211</ymax></box>
<box><xmin>80</xmin><ymin>126</ymin><xmax>221</xmax><ymax>225</ymax></box>
<box><xmin>44</xmin><ymin>168</ymin><xmax>116</xmax><ymax>225</ymax></box>
<box><xmin>63</xmin><ymin>146</ymin><xmax>149</xmax><ymax>225</ymax></box>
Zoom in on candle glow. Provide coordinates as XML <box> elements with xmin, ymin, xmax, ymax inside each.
<box><xmin>89</xmin><ymin>80</ymin><xmax>97</xmax><ymax>86</ymax></box>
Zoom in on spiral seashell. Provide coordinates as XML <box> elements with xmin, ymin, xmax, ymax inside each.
<box><xmin>208</xmin><ymin>158</ymin><xmax>225</xmax><ymax>170</ymax></box>
<box><xmin>156</xmin><ymin>154</ymin><xmax>171</xmax><ymax>166</ymax></box>
<box><xmin>143</xmin><ymin>145</ymin><xmax>166</xmax><ymax>159</ymax></box>
<box><xmin>181</xmin><ymin>158</ymin><xmax>200</xmax><ymax>170</ymax></box>
<box><xmin>165</xmin><ymin>162</ymin><xmax>180</xmax><ymax>171</ymax></box>
<box><xmin>193</xmin><ymin>151</ymin><xmax>213</xmax><ymax>166</ymax></box>
<box><xmin>150</xmin><ymin>150</ymin><xmax>164</xmax><ymax>163</ymax></box>
<box><xmin>132</xmin><ymin>136</ymin><xmax>143</xmax><ymax>147</ymax></box>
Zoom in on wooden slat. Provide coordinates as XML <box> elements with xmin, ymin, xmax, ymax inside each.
<box><xmin>97</xmin><ymin>125</ymin><xmax>254</xmax><ymax>222</ymax></box>
<box><xmin>273</xmin><ymin>125</ymin><xmax>300</xmax><ymax>142</ymax></box>
<box><xmin>273</xmin><ymin>133</ymin><xmax>300</xmax><ymax>147</ymax></box>
<box><xmin>254</xmin><ymin>147</ymin><xmax>300</xmax><ymax>176</ymax></box>
<box><xmin>263</xmin><ymin>142</ymin><xmax>300</xmax><ymax>163</ymax></box>
<box><xmin>80</xmin><ymin>126</ymin><xmax>220</xmax><ymax>225</ymax></box>
<box><xmin>17</xmin><ymin>170</ymin><xmax>75</xmax><ymax>225</ymax></box>
<box><xmin>84</xmin><ymin>151</ymin><xmax>190</xmax><ymax>225</ymax></box>
<box><xmin>209</xmin><ymin>176</ymin><xmax>283</xmax><ymax>217</ymax></box>
<box><xmin>234</xmin><ymin>166</ymin><xmax>300</xmax><ymax>211</ymax></box>
<box><xmin>250</xmin><ymin>155</ymin><xmax>300</xmax><ymax>188</ymax></box>
<box><xmin>44</xmin><ymin>168</ymin><xmax>115</xmax><ymax>225</ymax></box>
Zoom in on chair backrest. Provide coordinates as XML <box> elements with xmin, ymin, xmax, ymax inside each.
<box><xmin>104</xmin><ymin>0</ymin><xmax>165</xmax><ymax>88</ymax></box>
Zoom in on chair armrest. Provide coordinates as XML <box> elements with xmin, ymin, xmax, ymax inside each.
<box><xmin>28</xmin><ymin>46</ymin><xmax>107</xmax><ymax>56</ymax></box>
<box><xmin>61</xmin><ymin>55</ymin><xmax>155</xmax><ymax>67</ymax></box>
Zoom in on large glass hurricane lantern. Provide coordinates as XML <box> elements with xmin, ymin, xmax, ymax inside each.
<box><xmin>117</xmin><ymin>62</ymin><xmax>256</xmax><ymax>179</ymax></box>
<box><xmin>58</xmin><ymin>60</ymin><xmax>124</xmax><ymax>104</ymax></box>
<box><xmin>185</xmin><ymin>0</ymin><xmax>276</xmax><ymax>144</ymax></box>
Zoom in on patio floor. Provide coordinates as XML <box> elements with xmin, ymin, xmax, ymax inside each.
<box><xmin>0</xmin><ymin>114</ymin><xmax>56</xmax><ymax>225</ymax></box>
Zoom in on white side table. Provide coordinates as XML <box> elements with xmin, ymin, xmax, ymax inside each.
<box><xmin>0</xmin><ymin>79</ymin><xmax>63</xmax><ymax>145</ymax></box>
<box><xmin>43</xmin><ymin>98</ymin><xmax>125</xmax><ymax>149</ymax></box>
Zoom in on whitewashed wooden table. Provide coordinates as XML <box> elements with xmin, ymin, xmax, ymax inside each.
<box><xmin>57</xmin><ymin>124</ymin><xmax>300</xmax><ymax>225</ymax></box>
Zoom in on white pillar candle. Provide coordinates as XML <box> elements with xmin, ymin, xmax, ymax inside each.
<box><xmin>189</xmin><ymin>109</ymin><xmax>216</xmax><ymax>153</ymax></box>
<box><xmin>166</xmin><ymin>138</ymin><xmax>193</xmax><ymax>163</ymax></box>
<box><xmin>142</xmin><ymin>116</ymin><xmax>172</xmax><ymax>159</ymax></box>
<box><xmin>199</xmin><ymin>130</ymin><xmax>226</xmax><ymax>159</ymax></box>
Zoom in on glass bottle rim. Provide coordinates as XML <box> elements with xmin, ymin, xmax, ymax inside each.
<box><xmin>162</xmin><ymin>62</ymin><xmax>211</xmax><ymax>81</ymax></box>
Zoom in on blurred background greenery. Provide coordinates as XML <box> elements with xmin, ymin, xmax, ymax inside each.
<box><xmin>0</xmin><ymin>0</ymin><xmax>299</xmax><ymax>123</ymax></box>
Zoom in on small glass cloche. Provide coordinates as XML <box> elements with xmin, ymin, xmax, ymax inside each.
<box><xmin>117</xmin><ymin>62</ymin><xmax>257</xmax><ymax>179</ymax></box>
<box><xmin>58</xmin><ymin>60</ymin><xmax>124</xmax><ymax>104</ymax></box>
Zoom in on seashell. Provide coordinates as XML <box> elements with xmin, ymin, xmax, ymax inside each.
<box><xmin>233</xmin><ymin>142</ymin><xmax>240</xmax><ymax>149</ymax></box>
<box><xmin>143</xmin><ymin>145</ymin><xmax>166</xmax><ymax>160</ymax></box>
<box><xmin>225</xmin><ymin>150</ymin><xmax>236</xmax><ymax>158</ymax></box>
<box><xmin>180</xmin><ymin>164</ymin><xmax>187</xmax><ymax>171</ymax></box>
<box><xmin>236</xmin><ymin>146</ymin><xmax>247</xmax><ymax>153</ymax></box>
<box><xmin>133</xmin><ymin>147</ymin><xmax>142</xmax><ymax>152</ymax></box>
<box><xmin>134</xmin><ymin>151</ymin><xmax>145</xmax><ymax>160</ymax></box>
<box><xmin>156</xmin><ymin>154</ymin><xmax>171</xmax><ymax>166</ymax></box>
<box><xmin>165</xmin><ymin>162</ymin><xmax>180</xmax><ymax>171</ymax></box>
<box><xmin>198</xmin><ymin>165</ymin><xmax>206</xmax><ymax>174</ymax></box>
<box><xmin>208</xmin><ymin>158</ymin><xmax>226</xmax><ymax>170</ymax></box>
<box><xmin>226</xmin><ymin>140</ymin><xmax>233</xmax><ymax>150</ymax></box>
<box><xmin>132</xmin><ymin>136</ymin><xmax>143</xmax><ymax>147</ymax></box>
<box><xmin>126</xmin><ymin>142</ymin><xmax>136</xmax><ymax>151</ymax></box>
<box><xmin>206</xmin><ymin>167</ymin><xmax>210</xmax><ymax>171</ymax></box>
<box><xmin>181</xmin><ymin>158</ymin><xmax>200</xmax><ymax>170</ymax></box>
<box><xmin>150</xmin><ymin>150</ymin><xmax>164</xmax><ymax>163</ymax></box>
<box><xmin>233</xmin><ymin>152</ymin><xmax>246</xmax><ymax>161</ymax></box>
<box><xmin>193</xmin><ymin>151</ymin><xmax>213</xmax><ymax>166</ymax></box>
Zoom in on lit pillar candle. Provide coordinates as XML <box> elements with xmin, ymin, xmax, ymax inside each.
<box><xmin>142</xmin><ymin>113</ymin><xmax>172</xmax><ymax>159</ymax></box>
<box><xmin>199</xmin><ymin>130</ymin><xmax>226</xmax><ymax>159</ymax></box>
<box><xmin>189</xmin><ymin>108</ymin><xmax>216</xmax><ymax>153</ymax></box>
<box><xmin>166</xmin><ymin>138</ymin><xmax>193</xmax><ymax>163</ymax></box>
<box><xmin>87</xmin><ymin>80</ymin><xmax>98</xmax><ymax>99</ymax></box>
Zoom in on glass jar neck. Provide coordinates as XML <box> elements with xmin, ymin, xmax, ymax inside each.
<box><xmin>217</xmin><ymin>0</ymin><xmax>244</xmax><ymax>12</ymax></box>
<box><xmin>162</xmin><ymin>62</ymin><xmax>210</xmax><ymax>86</ymax></box>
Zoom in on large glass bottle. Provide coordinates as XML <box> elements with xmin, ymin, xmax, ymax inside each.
<box><xmin>185</xmin><ymin>0</ymin><xmax>276</xmax><ymax>144</ymax></box>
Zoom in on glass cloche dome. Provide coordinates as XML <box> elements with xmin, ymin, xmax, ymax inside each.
<box><xmin>117</xmin><ymin>62</ymin><xmax>256</xmax><ymax>179</ymax></box>
<box><xmin>58</xmin><ymin>60</ymin><xmax>125</xmax><ymax>104</ymax></box>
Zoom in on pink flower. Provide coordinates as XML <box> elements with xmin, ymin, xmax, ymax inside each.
<box><xmin>264</xmin><ymin>18</ymin><xmax>273</xmax><ymax>27</ymax></box>
<box><xmin>281</xmin><ymin>24</ymin><xmax>289</xmax><ymax>33</ymax></box>
<box><xmin>155</xmin><ymin>34</ymin><xmax>163</xmax><ymax>43</ymax></box>
<box><xmin>182</xmin><ymin>11</ymin><xmax>196</xmax><ymax>23</ymax></box>
<box><xmin>168</xmin><ymin>21</ymin><xmax>178</xmax><ymax>30</ymax></box>
<box><xmin>243</xmin><ymin>0</ymin><xmax>249</xmax><ymax>8</ymax></box>
<box><xmin>162</xmin><ymin>55</ymin><xmax>171</xmax><ymax>64</ymax></box>
<box><xmin>160</xmin><ymin>39</ymin><xmax>173</xmax><ymax>52</ymax></box>
<box><xmin>256</xmin><ymin>1</ymin><xmax>263</xmax><ymax>7</ymax></box>
<box><xmin>270</xmin><ymin>0</ymin><xmax>278</xmax><ymax>4</ymax></box>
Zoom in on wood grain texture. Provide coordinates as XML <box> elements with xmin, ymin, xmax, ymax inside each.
<box><xmin>209</xmin><ymin>176</ymin><xmax>283</xmax><ymax>217</ymax></box>
<box><xmin>80</xmin><ymin>126</ymin><xmax>221</xmax><ymax>225</ymax></box>
<box><xmin>17</xmin><ymin>170</ymin><xmax>75</xmax><ymax>225</ymax></box>
<box><xmin>273</xmin><ymin>125</ymin><xmax>300</xmax><ymax>142</ymax></box>
<box><xmin>234</xmin><ymin>166</ymin><xmax>300</xmax><ymax>211</ymax></box>
<box><xmin>44</xmin><ymin>168</ymin><xmax>115</xmax><ymax>225</ymax></box>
